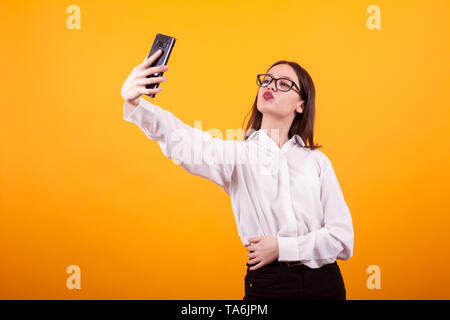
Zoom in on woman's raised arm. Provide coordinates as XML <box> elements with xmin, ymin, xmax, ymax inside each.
<box><xmin>123</xmin><ymin>97</ymin><xmax>238</xmax><ymax>194</ymax></box>
<box><xmin>121</xmin><ymin>50</ymin><xmax>239</xmax><ymax>194</ymax></box>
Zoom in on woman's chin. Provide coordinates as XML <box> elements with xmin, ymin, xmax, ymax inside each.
<box><xmin>259</xmin><ymin>103</ymin><xmax>279</xmax><ymax>114</ymax></box>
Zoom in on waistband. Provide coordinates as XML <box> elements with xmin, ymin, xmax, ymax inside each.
<box><xmin>246</xmin><ymin>260</ymin><xmax>338</xmax><ymax>271</ymax></box>
<box><xmin>246</xmin><ymin>260</ymin><xmax>307</xmax><ymax>271</ymax></box>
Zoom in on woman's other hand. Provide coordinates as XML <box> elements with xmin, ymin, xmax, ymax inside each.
<box><xmin>121</xmin><ymin>48</ymin><xmax>169</xmax><ymax>107</ymax></box>
<box><xmin>246</xmin><ymin>236</ymin><xmax>279</xmax><ymax>270</ymax></box>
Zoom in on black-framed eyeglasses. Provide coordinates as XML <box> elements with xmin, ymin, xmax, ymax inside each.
<box><xmin>256</xmin><ymin>74</ymin><xmax>302</xmax><ymax>96</ymax></box>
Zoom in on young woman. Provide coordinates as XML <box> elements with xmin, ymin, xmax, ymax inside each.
<box><xmin>121</xmin><ymin>49</ymin><xmax>354</xmax><ymax>300</ymax></box>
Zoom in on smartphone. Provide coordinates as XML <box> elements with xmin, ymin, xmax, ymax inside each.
<box><xmin>145</xmin><ymin>33</ymin><xmax>176</xmax><ymax>98</ymax></box>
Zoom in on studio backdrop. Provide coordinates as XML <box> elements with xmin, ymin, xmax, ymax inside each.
<box><xmin>1</xmin><ymin>0</ymin><xmax>449</xmax><ymax>299</ymax></box>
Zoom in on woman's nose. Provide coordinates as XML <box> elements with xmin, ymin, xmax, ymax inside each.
<box><xmin>268</xmin><ymin>80</ymin><xmax>277</xmax><ymax>91</ymax></box>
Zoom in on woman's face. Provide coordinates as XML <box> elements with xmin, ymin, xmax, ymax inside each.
<box><xmin>257</xmin><ymin>64</ymin><xmax>304</xmax><ymax>118</ymax></box>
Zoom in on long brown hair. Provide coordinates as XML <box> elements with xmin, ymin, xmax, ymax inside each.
<box><xmin>241</xmin><ymin>61</ymin><xmax>322</xmax><ymax>150</ymax></box>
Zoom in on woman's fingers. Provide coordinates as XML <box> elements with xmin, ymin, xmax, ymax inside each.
<box><xmin>249</xmin><ymin>261</ymin><xmax>264</xmax><ymax>270</ymax></box>
<box><xmin>138</xmin><ymin>49</ymin><xmax>164</xmax><ymax>70</ymax></box>
<box><xmin>137</xmin><ymin>76</ymin><xmax>167</xmax><ymax>86</ymax></box>
<box><xmin>121</xmin><ymin>49</ymin><xmax>169</xmax><ymax>102</ymax></box>
<box><xmin>140</xmin><ymin>64</ymin><xmax>169</xmax><ymax>77</ymax></box>
<box><xmin>138</xmin><ymin>86</ymin><xmax>162</xmax><ymax>96</ymax></box>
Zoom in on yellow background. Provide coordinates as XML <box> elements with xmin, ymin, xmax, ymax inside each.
<box><xmin>1</xmin><ymin>0</ymin><xmax>449</xmax><ymax>299</ymax></box>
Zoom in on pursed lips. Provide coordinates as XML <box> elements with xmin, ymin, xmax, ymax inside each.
<box><xmin>263</xmin><ymin>91</ymin><xmax>273</xmax><ymax>99</ymax></box>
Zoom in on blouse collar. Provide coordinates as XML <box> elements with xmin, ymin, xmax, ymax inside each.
<box><xmin>247</xmin><ymin>128</ymin><xmax>305</xmax><ymax>148</ymax></box>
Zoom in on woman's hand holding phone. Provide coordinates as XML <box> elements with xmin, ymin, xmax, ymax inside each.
<box><xmin>121</xmin><ymin>49</ymin><xmax>169</xmax><ymax>108</ymax></box>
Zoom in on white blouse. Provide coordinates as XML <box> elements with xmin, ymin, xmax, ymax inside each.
<box><xmin>123</xmin><ymin>97</ymin><xmax>354</xmax><ymax>269</ymax></box>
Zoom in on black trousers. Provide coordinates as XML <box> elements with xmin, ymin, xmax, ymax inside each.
<box><xmin>243</xmin><ymin>260</ymin><xmax>346</xmax><ymax>300</ymax></box>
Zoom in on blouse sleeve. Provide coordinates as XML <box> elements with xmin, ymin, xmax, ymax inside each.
<box><xmin>123</xmin><ymin>97</ymin><xmax>238</xmax><ymax>195</ymax></box>
<box><xmin>277</xmin><ymin>162</ymin><xmax>354</xmax><ymax>268</ymax></box>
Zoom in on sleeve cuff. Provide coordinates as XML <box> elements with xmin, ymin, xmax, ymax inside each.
<box><xmin>277</xmin><ymin>235</ymin><xmax>300</xmax><ymax>261</ymax></box>
<box><xmin>123</xmin><ymin>97</ymin><xmax>156</xmax><ymax>122</ymax></box>
<box><xmin>123</xmin><ymin>100</ymin><xmax>138</xmax><ymax>122</ymax></box>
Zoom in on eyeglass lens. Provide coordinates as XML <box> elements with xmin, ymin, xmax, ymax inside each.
<box><xmin>257</xmin><ymin>74</ymin><xmax>293</xmax><ymax>91</ymax></box>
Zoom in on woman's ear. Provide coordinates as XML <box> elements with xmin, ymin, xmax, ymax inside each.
<box><xmin>296</xmin><ymin>101</ymin><xmax>305</xmax><ymax>113</ymax></box>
